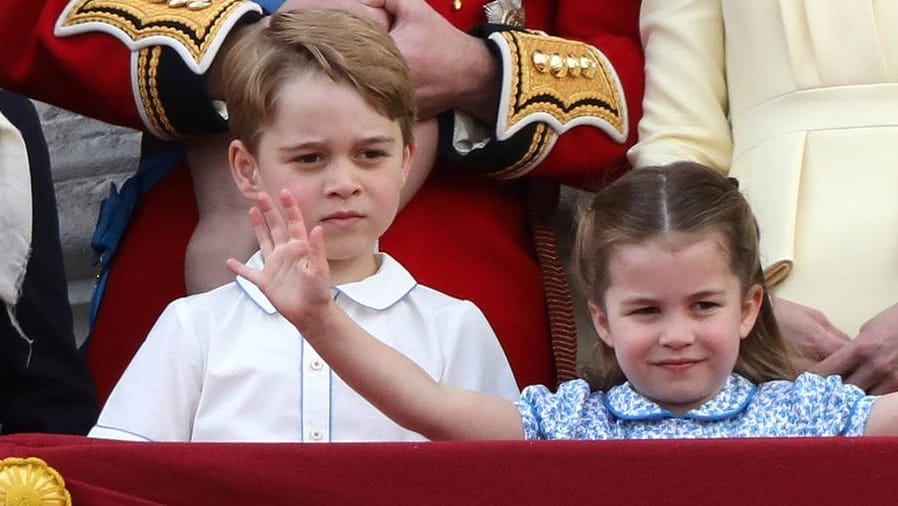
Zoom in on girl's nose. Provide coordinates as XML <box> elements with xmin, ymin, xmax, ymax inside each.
<box><xmin>658</xmin><ymin>316</ymin><xmax>695</xmax><ymax>348</ymax></box>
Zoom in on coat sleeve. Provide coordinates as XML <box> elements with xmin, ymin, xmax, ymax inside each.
<box><xmin>438</xmin><ymin>0</ymin><xmax>645</xmax><ymax>190</ymax></box>
<box><xmin>626</xmin><ymin>0</ymin><xmax>732</xmax><ymax>173</ymax></box>
<box><xmin>0</xmin><ymin>0</ymin><xmax>262</xmax><ymax>138</ymax></box>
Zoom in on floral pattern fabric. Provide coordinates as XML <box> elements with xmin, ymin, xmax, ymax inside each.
<box><xmin>515</xmin><ymin>373</ymin><xmax>876</xmax><ymax>440</ymax></box>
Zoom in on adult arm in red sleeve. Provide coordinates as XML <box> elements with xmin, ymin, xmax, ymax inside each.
<box><xmin>0</xmin><ymin>0</ymin><xmax>262</xmax><ymax>137</ymax></box>
<box><xmin>419</xmin><ymin>0</ymin><xmax>645</xmax><ymax>190</ymax></box>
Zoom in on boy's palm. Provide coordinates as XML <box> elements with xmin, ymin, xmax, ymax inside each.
<box><xmin>227</xmin><ymin>190</ymin><xmax>332</xmax><ymax>327</ymax></box>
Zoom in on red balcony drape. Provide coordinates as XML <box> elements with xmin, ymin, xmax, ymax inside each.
<box><xmin>1</xmin><ymin>434</ymin><xmax>897</xmax><ymax>505</ymax></box>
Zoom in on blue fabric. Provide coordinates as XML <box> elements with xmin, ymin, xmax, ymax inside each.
<box><xmin>515</xmin><ymin>372</ymin><xmax>877</xmax><ymax>440</ymax></box>
<box><xmin>253</xmin><ymin>0</ymin><xmax>284</xmax><ymax>14</ymax></box>
<box><xmin>88</xmin><ymin>144</ymin><xmax>185</xmax><ymax>329</ymax></box>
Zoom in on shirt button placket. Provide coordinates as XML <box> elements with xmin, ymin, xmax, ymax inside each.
<box><xmin>302</xmin><ymin>347</ymin><xmax>331</xmax><ymax>442</ymax></box>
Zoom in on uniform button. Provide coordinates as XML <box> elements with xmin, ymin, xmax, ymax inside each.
<box><xmin>309</xmin><ymin>430</ymin><xmax>323</xmax><ymax>441</ymax></box>
<box><xmin>532</xmin><ymin>50</ymin><xmax>549</xmax><ymax>73</ymax></box>
<box><xmin>549</xmin><ymin>53</ymin><xmax>566</xmax><ymax>78</ymax></box>
<box><xmin>310</xmin><ymin>359</ymin><xmax>323</xmax><ymax>371</ymax></box>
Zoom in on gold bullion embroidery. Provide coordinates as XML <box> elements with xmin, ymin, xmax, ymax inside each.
<box><xmin>57</xmin><ymin>0</ymin><xmax>258</xmax><ymax>72</ymax></box>
<box><xmin>497</xmin><ymin>30</ymin><xmax>626</xmax><ymax>140</ymax></box>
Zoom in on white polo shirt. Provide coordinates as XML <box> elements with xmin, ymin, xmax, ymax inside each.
<box><xmin>89</xmin><ymin>253</ymin><xmax>519</xmax><ymax>442</ymax></box>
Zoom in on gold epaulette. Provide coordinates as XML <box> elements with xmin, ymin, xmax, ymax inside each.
<box><xmin>55</xmin><ymin>0</ymin><xmax>261</xmax><ymax>138</ymax></box>
<box><xmin>55</xmin><ymin>0</ymin><xmax>261</xmax><ymax>74</ymax></box>
<box><xmin>489</xmin><ymin>29</ymin><xmax>628</xmax><ymax>145</ymax></box>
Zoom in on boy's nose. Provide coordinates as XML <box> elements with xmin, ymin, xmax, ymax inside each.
<box><xmin>325</xmin><ymin>161</ymin><xmax>362</xmax><ymax>197</ymax></box>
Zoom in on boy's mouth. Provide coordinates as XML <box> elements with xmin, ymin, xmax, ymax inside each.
<box><xmin>321</xmin><ymin>211</ymin><xmax>363</xmax><ymax>227</ymax></box>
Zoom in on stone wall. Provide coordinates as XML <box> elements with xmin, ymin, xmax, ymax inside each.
<box><xmin>36</xmin><ymin>102</ymin><xmax>140</xmax><ymax>343</ymax></box>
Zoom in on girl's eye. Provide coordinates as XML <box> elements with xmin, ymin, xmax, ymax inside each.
<box><xmin>631</xmin><ymin>306</ymin><xmax>660</xmax><ymax>316</ymax></box>
<box><xmin>694</xmin><ymin>301</ymin><xmax>719</xmax><ymax>312</ymax></box>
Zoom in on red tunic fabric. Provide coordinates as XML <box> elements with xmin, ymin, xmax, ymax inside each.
<box><xmin>0</xmin><ymin>0</ymin><xmax>644</xmax><ymax>403</ymax></box>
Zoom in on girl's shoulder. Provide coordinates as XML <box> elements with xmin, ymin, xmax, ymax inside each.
<box><xmin>516</xmin><ymin>379</ymin><xmax>613</xmax><ymax>440</ymax></box>
<box><xmin>757</xmin><ymin>372</ymin><xmax>863</xmax><ymax>397</ymax></box>
<box><xmin>752</xmin><ymin>372</ymin><xmax>876</xmax><ymax>436</ymax></box>
<box><xmin>519</xmin><ymin>379</ymin><xmax>596</xmax><ymax>405</ymax></box>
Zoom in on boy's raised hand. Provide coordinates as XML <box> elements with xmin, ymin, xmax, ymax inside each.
<box><xmin>227</xmin><ymin>190</ymin><xmax>332</xmax><ymax>329</ymax></box>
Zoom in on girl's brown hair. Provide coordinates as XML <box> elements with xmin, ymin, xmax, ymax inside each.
<box><xmin>573</xmin><ymin>162</ymin><xmax>795</xmax><ymax>390</ymax></box>
<box><xmin>220</xmin><ymin>9</ymin><xmax>417</xmax><ymax>153</ymax></box>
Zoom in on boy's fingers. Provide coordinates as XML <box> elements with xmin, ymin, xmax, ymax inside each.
<box><xmin>248</xmin><ymin>207</ymin><xmax>274</xmax><ymax>256</ymax></box>
<box><xmin>226</xmin><ymin>258</ymin><xmax>261</xmax><ymax>286</ymax></box>
<box><xmin>307</xmin><ymin>225</ymin><xmax>329</xmax><ymax>273</ymax></box>
<box><xmin>258</xmin><ymin>191</ymin><xmax>288</xmax><ymax>245</ymax></box>
<box><xmin>280</xmin><ymin>189</ymin><xmax>309</xmax><ymax>243</ymax></box>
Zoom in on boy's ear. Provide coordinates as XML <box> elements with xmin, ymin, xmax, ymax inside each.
<box><xmin>400</xmin><ymin>142</ymin><xmax>415</xmax><ymax>185</ymax></box>
<box><xmin>229</xmin><ymin>139</ymin><xmax>260</xmax><ymax>199</ymax></box>
<box><xmin>739</xmin><ymin>284</ymin><xmax>765</xmax><ymax>339</ymax></box>
<box><xmin>588</xmin><ymin>301</ymin><xmax>614</xmax><ymax>348</ymax></box>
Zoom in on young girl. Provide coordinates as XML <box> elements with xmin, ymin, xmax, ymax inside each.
<box><xmin>229</xmin><ymin>162</ymin><xmax>898</xmax><ymax>439</ymax></box>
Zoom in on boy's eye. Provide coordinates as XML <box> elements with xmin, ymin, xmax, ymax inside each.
<box><xmin>295</xmin><ymin>153</ymin><xmax>323</xmax><ymax>164</ymax></box>
<box><xmin>359</xmin><ymin>149</ymin><xmax>387</xmax><ymax>160</ymax></box>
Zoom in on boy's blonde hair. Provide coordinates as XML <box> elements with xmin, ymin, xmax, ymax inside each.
<box><xmin>221</xmin><ymin>9</ymin><xmax>417</xmax><ymax>152</ymax></box>
<box><xmin>573</xmin><ymin>162</ymin><xmax>796</xmax><ymax>390</ymax></box>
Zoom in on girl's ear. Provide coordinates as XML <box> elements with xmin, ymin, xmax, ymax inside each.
<box><xmin>229</xmin><ymin>139</ymin><xmax>260</xmax><ymax>200</ymax></box>
<box><xmin>739</xmin><ymin>284</ymin><xmax>764</xmax><ymax>339</ymax></box>
<box><xmin>588</xmin><ymin>301</ymin><xmax>614</xmax><ymax>348</ymax></box>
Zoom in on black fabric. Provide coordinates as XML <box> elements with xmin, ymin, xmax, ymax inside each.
<box><xmin>153</xmin><ymin>11</ymin><xmax>262</xmax><ymax>136</ymax></box>
<box><xmin>0</xmin><ymin>90</ymin><xmax>98</xmax><ymax>435</ymax></box>
<box><xmin>436</xmin><ymin>23</ymin><xmax>542</xmax><ymax>175</ymax></box>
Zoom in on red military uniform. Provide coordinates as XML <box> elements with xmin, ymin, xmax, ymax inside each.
<box><xmin>0</xmin><ymin>0</ymin><xmax>643</xmax><ymax>403</ymax></box>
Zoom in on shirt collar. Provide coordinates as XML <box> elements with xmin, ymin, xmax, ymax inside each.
<box><xmin>603</xmin><ymin>373</ymin><xmax>758</xmax><ymax>422</ymax></box>
<box><xmin>235</xmin><ymin>251</ymin><xmax>417</xmax><ymax>315</ymax></box>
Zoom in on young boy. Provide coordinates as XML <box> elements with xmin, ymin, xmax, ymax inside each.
<box><xmin>88</xmin><ymin>10</ymin><xmax>519</xmax><ymax>443</ymax></box>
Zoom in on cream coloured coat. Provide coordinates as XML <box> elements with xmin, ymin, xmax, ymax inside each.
<box><xmin>629</xmin><ymin>0</ymin><xmax>898</xmax><ymax>335</ymax></box>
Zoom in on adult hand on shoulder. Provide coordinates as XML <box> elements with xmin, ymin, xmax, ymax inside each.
<box><xmin>213</xmin><ymin>1</ymin><xmax>390</xmax><ymax>94</ymax></box>
<box><xmin>277</xmin><ymin>0</ymin><xmax>391</xmax><ymax>29</ymax></box>
<box><xmin>367</xmin><ymin>0</ymin><xmax>499</xmax><ymax>120</ymax></box>
<box><xmin>774</xmin><ymin>297</ymin><xmax>851</xmax><ymax>370</ymax></box>
<box><xmin>813</xmin><ymin>303</ymin><xmax>898</xmax><ymax>395</ymax></box>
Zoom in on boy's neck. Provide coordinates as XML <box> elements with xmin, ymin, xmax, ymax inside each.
<box><xmin>328</xmin><ymin>253</ymin><xmax>380</xmax><ymax>286</ymax></box>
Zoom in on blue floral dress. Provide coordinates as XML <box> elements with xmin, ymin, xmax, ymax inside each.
<box><xmin>515</xmin><ymin>373</ymin><xmax>876</xmax><ymax>439</ymax></box>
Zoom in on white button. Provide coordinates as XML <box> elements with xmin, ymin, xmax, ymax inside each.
<box><xmin>309</xmin><ymin>430</ymin><xmax>323</xmax><ymax>441</ymax></box>
<box><xmin>310</xmin><ymin>359</ymin><xmax>323</xmax><ymax>371</ymax></box>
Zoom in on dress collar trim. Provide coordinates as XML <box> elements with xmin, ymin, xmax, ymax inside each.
<box><xmin>603</xmin><ymin>373</ymin><xmax>758</xmax><ymax>421</ymax></box>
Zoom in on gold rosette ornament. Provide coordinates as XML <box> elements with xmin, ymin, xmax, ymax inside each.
<box><xmin>0</xmin><ymin>457</ymin><xmax>71</xmax><ymax>506</ymax></box>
